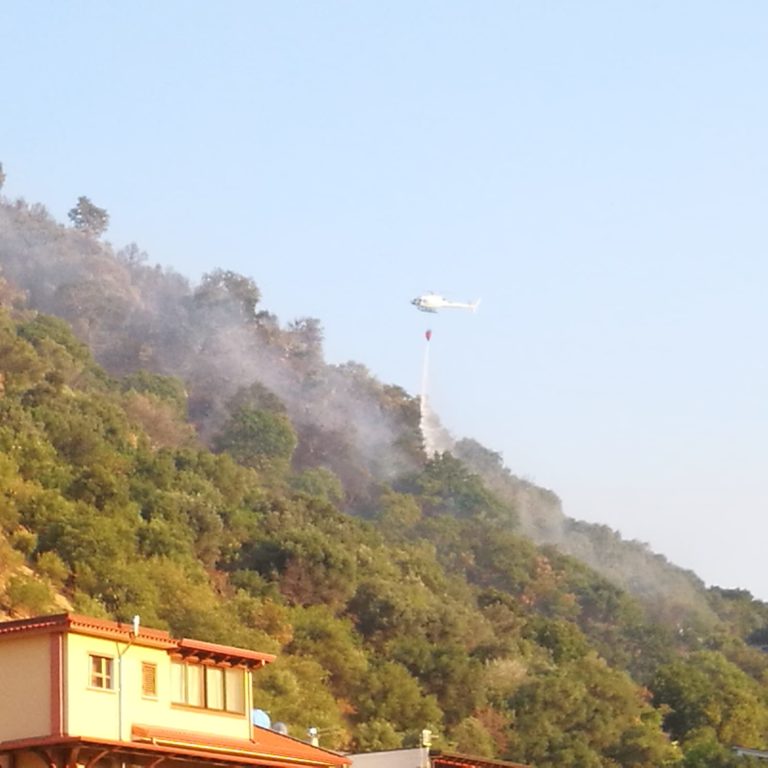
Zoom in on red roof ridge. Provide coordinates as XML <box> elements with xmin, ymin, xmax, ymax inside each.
<box><xmin>0</xmin><ymin>613</ymin><xmax>69</xmax><ymax>636</ymax></box>
<box><xmin>0</xmin><ymin>613</ymin><xmax>276</xmax><ymax>664</ymax></box>
<box><xmin>430</xmin><ymin>751</ymin><xmax>530</xmax><ymax>768</ymax></box>
<box><xmin>176</xmin><ymin>637</ymin><xmax>276</xmax><ymax>665</ymax></box>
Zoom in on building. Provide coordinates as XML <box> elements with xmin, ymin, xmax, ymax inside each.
<box><xmin>733</xmin><ymin>746</ymin><xmax>768</xmax><ymax>761</ymax></box>
<box><xmin>350</xmin><ymin>747</ymin><xmax>528</xmax><ymax>768</ymax></box>
<box><xmin>0</xmin><ymin>613</ymin><xmax>349</xmax><ymax>768</ymax></box>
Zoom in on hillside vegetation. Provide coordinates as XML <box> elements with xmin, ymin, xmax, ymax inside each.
<box><xmin>2</xmin><ymin>185</ymin><xmax>768</xmax><ymax>767</ymax></box>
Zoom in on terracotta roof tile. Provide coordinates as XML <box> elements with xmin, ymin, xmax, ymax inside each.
<box><xmin>131</xmin><ymin>724</ymin><xmax>349</xmax><ymax>767</ymax></box>
<box><xmin>0</xmin><ymin>613</ymin><xmax>274</xmax><ymax>664</ymax></box>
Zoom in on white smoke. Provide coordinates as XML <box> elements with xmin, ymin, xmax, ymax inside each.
<box><xmin>0</xmin><ymin>200</ymin><xmax>418</xmax><ymax>489</ymax></box>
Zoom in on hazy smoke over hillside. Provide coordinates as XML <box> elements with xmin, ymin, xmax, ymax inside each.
<box><xmin>0</xmin><ymin>201</ymin><xmax>417</xmax><ymax>498</ymax></box>
<box><xmin>453</xmin><ymin>437</ymin><xmax>714</xmax><ymax>621</ymax></box>
<box><xmin>0</xmin><ymin>198</ymin><xmax>715</xmax><ymax>617</ymax></box>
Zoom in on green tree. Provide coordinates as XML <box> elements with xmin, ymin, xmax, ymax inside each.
<box><xmin>214</xmin><ymin>406</ymin><xmax>297</xmax><ymax>472</ymax></box>
<box><xmin>35</xmin><ymin>550</ymin><xmax>70</xmax><ymax>586</ymax></box>
<box><xmin>355</xmin><ymin>660</ymin><xmax>443</xmax><ymax>737</ymax></box>
<box><xmin>270</xmin><ymin>525</ymin><xmax>358</xmax><ymax>608</ymax></box>
<box><xmin>252</xmin><ymin>656</ymin><xmax>348</xmax><ymax>749</ymax></box>
<box><xmin>227</xmin><ymin>381</ymin><xmax>287</xmax><ymax>416</ymax></box>
<box><xmin>121</xmin><ymin>370</ymin><xmax>188</xmax><ymax>416</ymax></box>
<box><xmin>652</xmin><ymin>650</ymin><xmax>768</xmax><ymax>748</ymax></box>
<box><xmin>679</xmin><ymin>729</ymin><xmax>746</xmax><ymax>768</ymax></box>
<box><xmin>194</xmin><ymin>269</ymin><xmax>261</xmax><ymax>318</ymax></box>
<box><xmin>375</xmin><ymin>490</ymin><xmax>422</xmax><ymax>536</ymax></box>
<box><xmin>529</xmin><ymin>617</ymin><xmax>591</xmax><ymax>664</ymax></box>
<box><xmin>286</xmin><ymin>604</ymin><xmax>368</xmax><ymax>691</ymax></box>
<box><xmin>287</xmin><ymin>317</ymin><xmax>324</xmax><ymax>360</ymax></box>
<box><xmin>509</xmin><ymin>653</ymin><xmax>678</xmax><ymax>768</ymax></box>
<box><xmin>353</xmin><ymin>719</ymin><xmax>402</xmax><ymax>751</ymax></box>
<box><xmin>68</xmin><ymin>196</ymin><xmax>109</xmax><ymax>236</ymax></box>
<box><xmin>4</xmin><ymin>573</ymin><xmax>54</xmax><ymax>614</ymax></box>
<box><xmin>451</xmin><ymin>717</ymin><xmax>496</xmax><ymax>757</ymax></box>
<box><xmin>391</xmin><ymin>638</ymin><xmax>486</xmax><ymax>724</ymax></box>
<box><xmin>400</xmin><ymin>453</ymin><xmax>511</xmax><ymax>523</ymax></box>
<box><xmin>290</xmin><ymin>468</ymin><xmax>344</xmax><ymax>505</ymax></box>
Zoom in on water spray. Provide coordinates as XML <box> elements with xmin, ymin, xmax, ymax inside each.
<box><xmin>419</xmin><ymin>329</ymin><xmax>439</xmax><ymax>456</ymax></box>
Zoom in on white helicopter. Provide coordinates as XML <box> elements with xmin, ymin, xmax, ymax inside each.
<box><xmin>411</xmin><ymin>292</ymin><xmax>481</xmax><ymax>314</ymax></box>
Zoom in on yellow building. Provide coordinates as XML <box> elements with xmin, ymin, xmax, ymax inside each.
<box><xmin>0</xmin><ymin>613</ymin><xmax>349</xmax><ymax>768</ymax></box>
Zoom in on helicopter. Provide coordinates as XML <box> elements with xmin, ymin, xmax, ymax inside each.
<box><xmin>411</xmin><ymin>292</ymin><xmax>480</xmax><ymax>313</ymax></box>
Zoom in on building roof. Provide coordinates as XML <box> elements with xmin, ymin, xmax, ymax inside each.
<box><xmin>0</xmin><ymin>613</ymin><xmax>276</xmax><ymax>667</ymax></box>
<box><xmin>349</xmin><ymin>748</ymin><xmax>424</xmax><ymax>768</ymax></box>
<box><xmin>733</xmin><ymin>746</ymin><xmax>768</xmax><ymax>760</ymax></box>
<box><xmin>431</xmin><ymin>751</ymin><xmax>529</xmax><ymax>768</ymax></box>
<box><xmin>0</xmin><ymin>729</ymin><xmax>350</xmax><ymax>768</ymax></box>
<box><xmin>132</xmin><ymin>724</ymin><xmax>350</xmax><ymax>767</ymax></box>
<box><xmin>174</xmin><ymin>637</ymin><xmax>276</xmax><ymax>667</ymax></box>
<box><xmin>349</xmin><ymin>748</ymin><xmax>528</xmax><ymax>768</ymax></box>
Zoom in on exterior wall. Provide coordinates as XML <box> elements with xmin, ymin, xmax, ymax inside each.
<box><xmin>350</xmin><ymin>750</ymin><xmax>427</xmax><ymax>768</ymax></box>
<box><xmin>64</xmin><ymin>632</ymin><xmax>253</xmax><ymax>742</ymax></box>
<box><xmin>64</xmin><ymin>631</ymin><xmax>122</xmax><ymax>740</ymax></box>
<box><xmin>0</xmin><ymin>752</ymin><xmax>52</xmax><ymax>768</ymax></box>
<box><xmin>0</xmin><ymin>633</ymin><xmax>52</xmax><ymax>742</ymax></box>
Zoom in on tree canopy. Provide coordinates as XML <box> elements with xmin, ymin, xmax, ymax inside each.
<box><xmin>67</xmin><ymin>196</ymin><xmax>109</xmax><ymax>236</ymax></box>
<box><xmin>2</xmin><ymin>191</ymin><xmax>768</xmax><ymax>766</ymax></box>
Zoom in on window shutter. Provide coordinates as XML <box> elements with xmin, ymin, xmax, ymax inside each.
<box><xmin>142</xmin><ymin>662</ymin><xmax>157</xmax><ymax>697</ymax></box>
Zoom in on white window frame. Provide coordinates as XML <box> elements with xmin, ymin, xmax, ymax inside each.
<box><xmin>89</xmin><ymin>654</ymin><xmax>115</xmax><ymax>691</ymax></box>
<box><xmin>170</xmin><ymin>660</ymin><xmax>245</xmax><ymax>713</ymax></box>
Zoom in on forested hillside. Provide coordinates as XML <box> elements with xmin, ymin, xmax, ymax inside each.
<box><xmin>3</xmin><ymin>183</ymin><xmax>768</xmax><ymax>767</ymax></box>
<box><xmin>0</xmin><ymin>193</ymin><xmax>720</xmax><ymax>616</ymax></box>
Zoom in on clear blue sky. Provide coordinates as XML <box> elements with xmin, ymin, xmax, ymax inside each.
<box><xmin>3</xmin><ymin>2</ymin><xmax>768</xmax><ymax>598</ymax></box>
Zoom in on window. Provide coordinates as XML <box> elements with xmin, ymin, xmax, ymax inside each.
<box><xmin>225</xmin><ymin>667</ymin><xmax>245</xmax><ymax>713</ymax></box>
<box><xmin>172</xmin><ymin>661</ymin><xmax>202</xmax><ymax>706</ymax></box>
<box><xmin>171</xmin><ymin>660</ymin><xmax>184</xmax><ymax>702</ymax></box>
<box><xmin>205</xmin><ymin>667</ymin><xmax>224</xmax><ymax>710</ymax></box>
<box><xmin>186</xmin><ymin>664</ymin><xmax>204</xmax><ymax>707</ymax></box>
<box><xmin>142</xmin><ymin>662</ymin><xmax>158</xmax><ymax>698</ymax></box>
<box><xmin>90</xmin><ymin>655</ymin><xmax>114</xmax><ymax>690</ymax></box>
<box><xmin>171</xmin><ymin>661</ymin><xmax>245</xmax><ymax>713</ymax></box>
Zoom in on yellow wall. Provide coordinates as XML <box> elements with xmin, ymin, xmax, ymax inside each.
<box><xmin>0</xmin><ymin>634</ymin><xmax>52</xmax><ymax>742</ymax></box>
<box><xmin>64</xmin><ymin>632</ymin><xmax>122</xmax><ymax>740</ymax></box>
<box><xmin>64</xmin><ymin>633</ymin><xmax>253</xmax><ymax>742</ymax></box>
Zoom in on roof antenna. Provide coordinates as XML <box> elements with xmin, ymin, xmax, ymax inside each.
<box><xmin>132</xmin><ymin>615</ymin><xmax>140</xmax><ymax>637</ymax></box>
